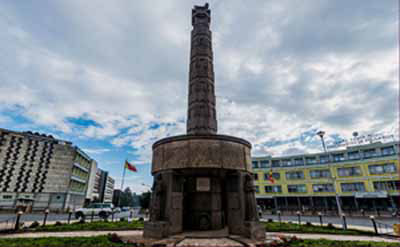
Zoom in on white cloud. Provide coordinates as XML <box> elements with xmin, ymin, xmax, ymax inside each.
<box><xmin>0</xmin><ymin>0</ymin><xmax>397</xmax><ymax>162</ymax></box>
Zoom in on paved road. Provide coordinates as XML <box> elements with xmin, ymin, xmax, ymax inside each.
<box><xmin>262</xmin><ymin>214</ymin><xmax>399</xmax><ymax>232</ymax></box>
<box><xmin>0</xmin><ymin>211</ymin><xmax>134</xmax><ymax>223</ymax></box>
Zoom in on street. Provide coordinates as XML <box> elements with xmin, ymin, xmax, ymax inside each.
<box><xmin>0</xmin><ymin>211</ymin><xmax>137</xmax><ymax>224</ymax></box>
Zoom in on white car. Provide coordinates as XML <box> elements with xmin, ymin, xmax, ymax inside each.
<box><xmin>75</xmin><ymin>203</ymin><xmax>114</xmax><ymax>219</ymax></box>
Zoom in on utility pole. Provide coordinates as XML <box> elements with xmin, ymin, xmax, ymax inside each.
<box><xmin>317</xmin><ymin>131</ymin><xmax>344</xmax><ymax>227</ymax></box>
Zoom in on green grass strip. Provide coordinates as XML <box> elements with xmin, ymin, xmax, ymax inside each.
<box><xmin>275</xmin><ymin>239</ymin><xmax>400</xmax><ymax>247</ymax></box>
<box><xmin>32</xmin><ymin>220</ymin><xmax>144</xmax><ymax>232</ymax></box>
<box><xmin>0</xmin><ymin>235</ymin><xmax>129</xmax><ymax>247</ymax></box>
<box><xmin>263</xmin><ymin>221</ymin><xmax>375</xmax><ymax>236</ymax></box>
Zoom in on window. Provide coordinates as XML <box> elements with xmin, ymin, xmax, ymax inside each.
<box><xmin>332</xmin><ymin>153</ymin><xmax>345</xmax><ymax>162</ymax></box>
<box><xmin>286</xmin><ymin>171</ymin><xmax>304</xmax><ymax>180</ymax></box>
<box><xmin>337</xmin><ymin>167</ymin><xmax>362</xmax><ymax>177</ymax></box>
<box><xmin>310</xmin><ymin>169</ymin><xmax>331</xmax><ymax>179</ymax></box>
<box><xmin>294</xmin><ymin>158</ymin><xmax>304</xmax><ymax>166</ymax></box>
<box><xmin>264</xmin><ymin>185</ymin><xmax>282</xmax><ymax>193</ymax></box>
<box><xmin>260</xmin><ymin>160</ymin><xmax>269</xmax><ymax>168</ymax></box>
<box><xmin>341</xmin><ymin>182</ymin><xmax>365</xmax><ymax>192</ymax></box>
<box><xmin>252</xmin><ymin>161</ymin><xmax>259</xmax><ymax>169</ymax></box>
<box><xmin>348</xmin><ymin>151</ymin><xmax>360</xmax><ymax>160</ymax></box>
<box><xmin>363</xmin><ymin>149</ymin><xmax>377</xmax><ymax>158</ymax></box>
<box><xmin>320</xmin><ymin>155</ymin><xmax>330</xmax><ymax>163</ymax></box>
<box><xmin>313</xmin><ymin>184</ymin><xmax>334</xmax><ymax>192</ymax></box>
<box><xmin>3</xmin><ymin>195</ymin><xmax>12</xmax><ymax>199</ymax></box>
<box><xmin>272</xmin><ymin>160</ymin><xmax>280</xmax><ymax>167</ymax></box>
<box><xmin>373</xmin><ymin>181</ymin><xmax>400</xmax><ymax>191</ymax></box>
<box><xmin>264</xmin><ymin>172</ymin><xmax>280</xmax><ymax>180</ymax></box>
<box><xmin>381</xmin><ymin>146</ymin><xmax>395</xmax><ymax>156</ymax></box>
<box><xmin>281</xmin><ymin>159</ymin><xmax>292</xmax><ymax>167</ymax></box>
<box><xmin>288</xmin><ymin>184</ymin><xmax>307</xmax><ymax>193</ymax></box>
<box><xmin>255</xmin><ymin>186</ymin><xmax>260</xmax><ymax>193</ymax></box>
<box><xmin>369</xmin><ymin>163</ymin><xmax>397</xmax><ymax>175</ymax></box>
<box><xmin>305</xmin><ymin>157</ymin><xmax>317</xmax><ymax>165</ymax></box>
<box><xmin>253</xmin><ymin>173</ymin><xmax>259</xmax><ymax>180</ymax></box>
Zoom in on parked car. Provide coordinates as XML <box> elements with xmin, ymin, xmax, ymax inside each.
<box><xmin>121</xmin><ymin>206</ymin><xmax>130</xmax><ymax>212</ymax></box>
<box><xmin>75</xmin><ymin>203</ymin><xmax>114</xmax><ymax>219</ymax></box>
<box><xmin>113</xmin><ymin>207</ymin><xmax>121</xmax><ymax>213</ymax></box>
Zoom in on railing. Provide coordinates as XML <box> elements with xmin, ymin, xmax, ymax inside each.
<box><xmin>374</xmin><ymin>218</ymin><xmax>396</xmax><ymax>236</ymax></box>
<box><xmin>0</xmin><ymin>216</ymin><xmax>16</xmax><ymax>232</ymax></box>
<box><xmin>0</xmin><ymin>209</ymin><xmax>143</xmax><ymax>233</ymax></box>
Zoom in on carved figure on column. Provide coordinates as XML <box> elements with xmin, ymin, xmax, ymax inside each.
<box><xmin>150</xmin><ymin>174</ymin><xmax>165</xmax><ymax>221</ymax></box>
<box><xmin>244</xmin><ymin>174</ymin><xmax>259</xmax><ymax>221</ymax></box>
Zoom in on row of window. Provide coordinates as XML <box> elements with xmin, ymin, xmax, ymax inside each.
<box><xmin>254</xmin><ymin>163</ymin><xmax>397</xmax><ymax>181</ymax></box>
<box><xmin>257</xmin><ymin>180</ymin><xmax>400</xmax><ymax>194</ymax></box>
<box><xmin>253</xmin><ymin>146</ymin><xmax>396</xmax><ymax>168</ymax></box>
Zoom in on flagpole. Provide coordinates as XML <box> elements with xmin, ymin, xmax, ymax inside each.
<box><xmin>121</xmin><ymin>160</ymin><xmax>126</xmax><ymax>191</ymax></box>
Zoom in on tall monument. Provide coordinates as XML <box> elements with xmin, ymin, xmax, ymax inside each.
<box><xmin>187</xmin><ymin>3</ymin><xmax>217</xmax><ymax>135</ymax></box>
<box><xmin>144</xmin><ymin>4</ymin><xmax>265</xmax><ymax>240</ymax></box>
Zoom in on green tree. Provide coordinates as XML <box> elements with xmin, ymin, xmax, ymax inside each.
<box><xmin>119</xmin><ymin>187</ymin><xmax>134</xmax><ymax>207</ymax></box>
<box><xmin>139</xmin><ymin>191</ymin><xmax>151</xmax><ymax>209</ymax></box>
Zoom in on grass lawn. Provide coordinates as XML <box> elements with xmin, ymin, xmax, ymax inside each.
<box><xmin>0</xmin><ymin>236</ymin><xmax>398</xmax><ymax>247</ymax></box>
<box><xmin>273</xmin><ymin>239</ymin><xmax>400</xmax><ymax>247</ymax></box>
<box><xmin>0</xmin><ymin>235</ymin><xmax>128</xmax><ymax>247</ymax></box>
<box><xmin>30</xmin><ymin>220</ymin><xmax>376</xmax><ymax>236</ymax></box>
<box><xmin>263</xmin><ymin>221</ymin><xmax>375</xmax><ymax>236</ymax></box>
<box><xmin>32</xmin><ymin>220</ymin><xmax>144</xmax><ymax>232</ymax></box>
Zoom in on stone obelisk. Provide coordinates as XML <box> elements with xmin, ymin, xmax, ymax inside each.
<box><xmin>187</xmin><ymin>3</ymin><xmax>217</xmax><ymax>135</ymax></box>
<box><xmin>144</xmin><ymin>3</ymin><xmax>265</xmax><ymax>240</ymax></box>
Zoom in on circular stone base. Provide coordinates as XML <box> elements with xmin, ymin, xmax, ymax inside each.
<box><xmin>151</xmin><ymin>134</ymin><xmax>252</xmax><ymax>174</ymax></box>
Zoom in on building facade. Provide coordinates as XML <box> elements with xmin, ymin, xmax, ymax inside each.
<box><xmin>253</xmin><ymin>141</ymin><xmax>400</xmax><ymax>214</ymax></box>
<box><xmin>92</xmin><ymin>168</ymin><xmax>114</xmax><ymax>203</ymax></box>
<box><xmin>85</xmin><ymin>160</ymin><xmax>98</xmax><ymax>205</ymax></box>
<box><xmin>0</xmin><ymin>128</ymin><xmax>95</xmax><ymax>211</ymax></box>
<box><xmin>103</xmin><ymin>175</ymin><xmax>115</xmax><ymax>203</ymax></box>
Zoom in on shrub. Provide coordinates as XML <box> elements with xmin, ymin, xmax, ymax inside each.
<box><xmin>107</xmin><ymin>233</ymin><xmax>123</xmax><ymax>243</ymax></box>
<box><xmin>268</xmin><ymin>218</ymin><xmax>273</xmax><ymax>223</ymax></box>
<box><xmin>327</xmin><ymin>223</ymin><xmax>334</xmax><ymax>228</ymax></box>
<box><xmin>29</xmin><ymin>221</ymin><xmax>40</xmax><ymax>228</ymax></box>
<box><xmin>54</xmin><ymin>221</ymin><xmax>63</xmax><ymax>226</ymax></box>
<box><xmin>306</xmin><ymin>221</ymin><xmax>313</xmax><ymax>226</ymax></box>
<box><xmin>120</xmin><ymin>217</ymin><xmax>126</xmax><ymax>222</ymax></box>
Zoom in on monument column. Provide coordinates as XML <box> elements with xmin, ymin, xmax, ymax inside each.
<box><xmin>187</xmin><ymin>3</ymin><xmax>217</xmax><ymax>135</ymax></box>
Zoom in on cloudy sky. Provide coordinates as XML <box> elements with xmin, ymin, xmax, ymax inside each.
<box><xmin>0</xmin><ymin>1</ymin><xmax>397</xmax><ymax>193</ymax></box>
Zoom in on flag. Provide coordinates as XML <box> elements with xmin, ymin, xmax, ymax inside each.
<box><xmin>125</xmin><ymin>160</ymin><xmax>137</xmax><ymax>172</ymax></box>
<box><xmin>267</xmin><ymin>170</ymin><xmax>275</xmax><ymax>184</ymax></box>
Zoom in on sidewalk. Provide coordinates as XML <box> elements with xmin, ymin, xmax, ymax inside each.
<box><xmin>1</xmin><ymin>230</ymin><xmax>398</xmax><ymax>243</ymax></box>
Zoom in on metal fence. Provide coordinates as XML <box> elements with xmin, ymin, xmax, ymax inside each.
<box><xmin>0</xmin><ymin>216</ymin><xmax>16</xmax><ymax>232</ymax></box>
<box><xmin>375</xmin><ymin>219</ymin><xmax>395</xmax><ymax>236</ymax></box>
<box><xmin>0</xmin><ymin>210</ymin><xmax>141</xmax><ymax>233</ymax></box>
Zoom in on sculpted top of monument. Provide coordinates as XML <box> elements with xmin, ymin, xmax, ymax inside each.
<box><xmin>187</xmin><ymin>2</ymin><xmax>218</xmax><ymax>135</ymax></box>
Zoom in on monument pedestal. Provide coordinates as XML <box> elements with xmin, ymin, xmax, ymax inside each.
<box><xmin>143</xmin><ymin>221</ymin><xmax>169</xmax><ymax>239</ymax></box>
<box><xmin>244</xmin><ymin>221</ymin><xmax>266</xmax><ymax>240</ymax></box>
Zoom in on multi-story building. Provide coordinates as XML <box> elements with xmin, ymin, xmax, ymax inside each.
<box><xmin>253</xmin><ymin>141</ymin><xmax>399</xmax><ymax>214</ymax></box>
<box><xmin>92</xmin><ymin>168</ymin><xmax>115</xmax><ymax>203</ymax></box>
<box><xmin>103</xmin><ymin>176</ymin><xmax>115</xmax><ymax>203</ymax></box>
<box><xmin>85</xmin><ymin>160</ymin><xmax>98</xmax><ymax>205</ymax></box>
<box><xmin>0</xmin><ymin>128</ymin><xmax>95</xmax><ymax>211</ymax></box>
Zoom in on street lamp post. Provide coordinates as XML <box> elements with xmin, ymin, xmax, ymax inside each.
<box><xmin>317</xmin><ymin>131</ymin><xmax>344</xmax><ymax>227</ymax></box>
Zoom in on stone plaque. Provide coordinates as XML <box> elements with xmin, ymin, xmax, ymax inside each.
<box><xmin>196</xmin><ymin>177</ymin><xmax>210</xmax><ymax>191</ymax></box>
